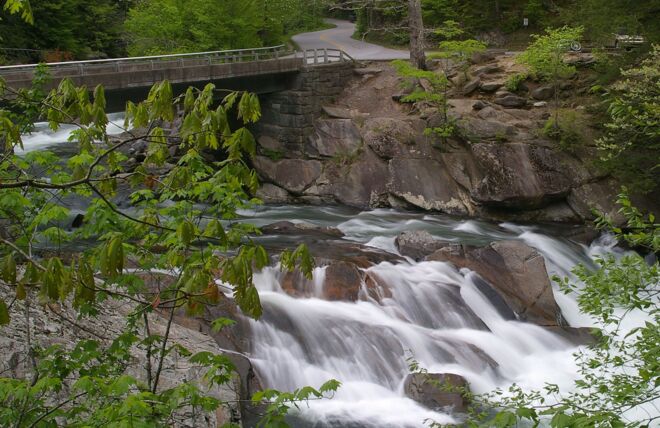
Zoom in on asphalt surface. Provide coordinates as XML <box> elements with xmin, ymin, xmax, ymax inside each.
<box><xmin>292</xmin><ymin>19</ymin><xmax>409</xmax><ymax>61</ymax></box>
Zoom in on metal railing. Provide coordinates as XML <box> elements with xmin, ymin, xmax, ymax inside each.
<box><xmin>297</xmin><ymin>48</ymin><xmax>355</xmax><ymax>65</ymax></box>
<box><xmin>0</xmin><ymin>45</ymin><xmax>291</xmax><ymax>78</ymax></box>
<box><xmin>0</xmin><ymin>45</ymin><xmax>353</xmax><ymax>83</ymax></box>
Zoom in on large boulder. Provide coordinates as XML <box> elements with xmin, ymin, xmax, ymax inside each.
<box><xmin>428</xmin><ymin>240</ymin><xmax>565</xmax><ymax>326</ymax></box>
<box><xmin>388</xmin><ymin>158</ymin><xmax>470</xmax><ymax>215</ymax></box>
<box><xmin>395</xmin><ymin>230</ymin><xmax>450</xmax><ymax>260</ymax></box>
<box><xmin>307</xmin><ymin>119</ymin><xmax>362</xmax><ymax>158</ymax></box>
<box><xmin>252</xmin><ymin>157</ymin><xmax>322</xmax><ymax>194</ymax></box>
<box><xmin>403</xmin><ymin>373</ymin><xmax>469</xmax><ymax>412</ymax></box>
<box><xmin>470</xmin><ymin>143</ymin><xmax>573</xmax><ymax>209</ymax></box>
<box><xmin>323</xmin><ymin>261</ymin><xmax>364</xmax><ymax>301</ymax></box>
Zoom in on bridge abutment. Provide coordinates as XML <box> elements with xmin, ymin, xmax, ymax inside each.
<box><xmin>256</xmin><ymin>62</ymin><xmax>353</xmax><ymax>155</ymax></box>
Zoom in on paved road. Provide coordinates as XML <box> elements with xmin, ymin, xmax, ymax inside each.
<box><xmin>292</xmin><ymin>19</ymin><xmax>409</xmax><ymax>61</ymax></box>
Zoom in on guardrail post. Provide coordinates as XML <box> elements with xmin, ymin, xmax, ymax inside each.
<box><xmin>314</xmin><ymin>49</ymin><xmax>318</xmax><ymax>64</ymax></box>
<box><xmin>323</xmin><ymin>48</ymin><xmax>328</xmax><ymax>63</ymax></box>
<box><xmin>150</xmin><ymin>60</ymin><xmax>154</xmax><ymax>70</ymax></box>
<box><xmin>78</xmin><ymin>63</ymin><xmax>84</xmax><ymax>76</ymax></box>
<box><xmin>115</xmin><ymin>62</ymin><xmax>120</xmax><ymax>72</ymax></box>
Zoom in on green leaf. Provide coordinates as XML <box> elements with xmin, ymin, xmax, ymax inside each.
<box><xmin>0</xmin><ymin>298</ymin><xmax>9</xmax><ymax>325</ymax></box>
<box><xmin>211</xmin><ymin>318</ymin><xmax>236</xmax><ymax>333</ymax></box>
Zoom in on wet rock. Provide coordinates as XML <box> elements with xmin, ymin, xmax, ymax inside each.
<box><xmin>531</xmin><ymin>85</ymin><xmax>554</xmax><ymax>101</ymax></box>
<box><xmin>261</xmin><ymin>221</ymin><xmax>344</xmax><ymax>238</ymax></box>
<box><xmin>395</xmin><ymin>230</ymin><xmax>450</xmax><ymax>260</ymax></box>
<box><xmin>403</xmin><ymin>373</ymin><xmax>469</xmax><ymax>412</ymax></box>
<box><xmin>543</xmin><ymin>326</ymin><xmax>598</xmax><ymax>345</ymax></box>
<box><xmin>463</xmin><ymin>78</ymin><xmax>481</xmax><ymax>95</ymax></box>
<box><xmin>428</xmin><ymin>240</ymin><xmax>566</xmax><ymax>326</ymax></box>
<box><xmin>364</xmin><ymin>271</ymin><xmax>393</xmax><ymax>302</ymax></box>
<box><xmin>253</xmin><ymin>157</ymin><xmax>322</xmax><ymax>194</ymax></box>
<box><xmin>323</xmin><ymin>261</ymin><xmax>363</xmax><ymax>301</ymax></box>
<box><xmin>494</xmin><ymin>95</ymin><xmax>527</xmax><ymax>108</ymax></box>
<box><xmin>308</xmin><ymin>119</ymin><xmax>362</xmax><ymax>158</ymax></box>
<box><xmin>256</xmin><ymin>183</ymin><xmax>293</xmax><ymax>204</ymax></box>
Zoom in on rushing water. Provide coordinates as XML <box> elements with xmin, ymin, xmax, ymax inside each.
<box><xmin>16</xmin><ymin>112</ymin><xmax>127</xmax><ymax>154</ymax></box>
<box><xmin>17</xmin><ymin>119</ymin><xmax>650</xmax><ymax>427</ymax></box>
<box><xmin>233</xmin><ymin>206</ymin><xmax>623</xmax><ymax>427</ymax></box>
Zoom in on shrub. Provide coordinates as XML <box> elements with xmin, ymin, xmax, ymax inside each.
<box><xmin>542</xmin><ymin>109</ymin><xmax>587</xmax><ymax>152</ymax></box>
<box><xmin>505</xmin><ymin>72</ymin><xmax>528</xmax><ymax>92</ymax></box>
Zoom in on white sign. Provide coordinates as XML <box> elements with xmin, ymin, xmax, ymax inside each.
<box><xmin>523</xmin><ymin>18</ymin><xmax>529</xmax><ymax>27</ymax></box>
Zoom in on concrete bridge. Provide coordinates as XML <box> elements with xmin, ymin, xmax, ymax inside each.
<box><xmin>0</xmin><ymin>45</ymin><xmax>352</xmax><ymax>95</ymax></box>
<box><xmin>0</xmin><ymin>45</ymin><xmax>357</xmax><ymax>151</ymax></box>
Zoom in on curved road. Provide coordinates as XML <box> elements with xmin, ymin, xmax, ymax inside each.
<box><xmin>293</xmin><ymin>19</ymin><xmax>409</xmax><ymax>60</ymax></box>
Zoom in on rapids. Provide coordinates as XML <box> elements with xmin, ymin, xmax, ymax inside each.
<box><xmin>17</xmin><ymin>119</ymin><xmax>648</xmax><ymax>427</ymax></box>
<box><xmin>235</xmin><ymin>206</ymin><xmax>620</xmax><ymax>427</ymax></box>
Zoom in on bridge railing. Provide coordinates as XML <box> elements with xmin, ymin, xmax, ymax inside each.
<box><xmin>296</xmin><ymin>49</ymin><xmax>355</xmax><ymax>65</ymax></box>
<box><xmin>0</xmin><ymin>45</ymin><xmax>292</xmax><ymax>80</ymax></box>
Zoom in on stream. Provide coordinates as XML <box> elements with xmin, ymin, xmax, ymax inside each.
<box><xmin>17</xmin><ymin>122</ymin><xmax>638</xmax><ymax>427</ymax></box>
<box><xmin>234</xmin><ymin>205</ymin><xmax>616</xmax><ymax>427</ymax></box>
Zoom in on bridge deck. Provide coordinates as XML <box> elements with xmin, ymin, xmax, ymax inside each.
<box><xmin>0</xmin><ymin>46</ymin><xmax>353</xmax><ymax>93</ymax></box>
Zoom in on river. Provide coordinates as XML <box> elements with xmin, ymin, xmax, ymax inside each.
<box><xmin>16</xmin><ymin>122</ymin><xmax>644</xmax><ymax>427</ymax></box>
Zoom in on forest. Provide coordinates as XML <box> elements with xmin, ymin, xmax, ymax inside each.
<box><xmin>0</xmin><ymin>0</ymin><xmax>658</xmax><ymax>427</ymax></box>
<box><xmin>1</xmin><ymin>0</ymin><xmax>659</xmax><ymax>63</ymax></box>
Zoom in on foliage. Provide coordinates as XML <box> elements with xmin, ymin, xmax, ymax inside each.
<box><xmin>558</xmin><ymin>0</ymin><xmax>659</xmax><ymax>45</ymax></box>
<box><xmin>460</xmin><ymin>191</ymin><xmax>659</xmax><ymax>427</ymax></box>
<box><xmin>253</xmin><ymin>380</ymin><xmax>341</xmax><ymax>427</ymax></box>
<box><xmin>596</xmin><ymin>45</ymin><xmax>660</xmax><ymax>193</ymax></box>
<box><xmin>517</xmin><ymin>26</ymin><xmax>584</xmax><ymax>82</ymax></box>
<box><xmin>542</xmin><ymin>108</ymin><xmax>587</xmax><ymax>152</ymax></box>
<box><xmin>124</xmin><ymin>0</ymin><xmax>328</xmax><ymax>56</ymax></box>
<box><xmin>392</xmin><ymin>59</ymin><xmax>454</xmax><ymax>143</ymax></box>
<box><xmin>431</xmin><ymin>20</ymin><xmax>487</xmax><ymax>79</ymax></box>
<box><xmin>1</xmin><ymin>0</ymin><xmax>32</xmax><ymax>24</ymax></box>
<box><xmin>0</xmin><ymin>0</ymin><xmax>126</xmax><ymax>62</ymax></box>
<box><xmin>505</xmin><ymin>72</ymin><xmax>528</xmax><ymax>92</ymax></box>
<box><xmin>518</xmin><ymin>26</ymin><xmax>583</xmax><ymax>132</ymax></box>
<box><xmin>0</xmin><ymin>62</ymin><xmax>325</xmax><ymax>423</ymax></box>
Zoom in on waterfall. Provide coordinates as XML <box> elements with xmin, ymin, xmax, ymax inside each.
<box><xmin>17</xmin><ymin>112</ymin><xmax>127</xmax><ymax>154</ymax></box>
<box><xmin>238</xmin><ymin>209</ymin><xmax>619</xmax><ymax>427</ymax></box>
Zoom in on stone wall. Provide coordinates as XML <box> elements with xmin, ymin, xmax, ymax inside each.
<box><xmin>256</xmin><ymin>62</ymin><xmax>354</xmax><ymax>155</ymax></box>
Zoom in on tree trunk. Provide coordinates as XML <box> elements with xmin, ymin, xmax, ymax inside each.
<box><xmin>408</xmin><ymin>0</ymin><xmax>426</xmax><ymax>70</ymax></box>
